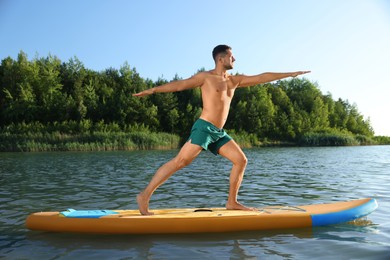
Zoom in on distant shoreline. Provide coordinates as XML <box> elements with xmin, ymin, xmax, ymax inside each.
<box><xmin>1</xmin><ymin>131</ymin><xmax>388</xmax><ymax>152</ymax></box>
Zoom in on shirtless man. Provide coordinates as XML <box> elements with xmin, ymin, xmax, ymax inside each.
<box><xmin>133</xmin><ymin>44</ymin><xmax>310</xmax><ymax>215</ymax></box>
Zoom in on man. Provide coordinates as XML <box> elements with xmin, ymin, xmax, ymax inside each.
<box><xmin>133</xmin><ymin>44</ymin><xmax>310</xmax><ymax>215</ymax></box>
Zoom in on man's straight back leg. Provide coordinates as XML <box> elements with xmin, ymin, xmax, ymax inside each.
<box><xmin>218</xmin><ymin>140</ymin><xmax>254</xmax><ymax>211</ymax></box>
<box><xmin>137</xmin><ymin>141</ymin><xmax>203</xmax><ymax>215</ymax></box>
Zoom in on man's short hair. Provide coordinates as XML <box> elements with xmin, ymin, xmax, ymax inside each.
<box><xmin>212</xmin><ymin>44</ymin><xmax>231</xmax><ymax>62</ymax></box>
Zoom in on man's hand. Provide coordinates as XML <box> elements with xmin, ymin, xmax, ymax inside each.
<box><xmin>291</xmin><ymin>71</ymin><xmax>311</xmax><ymax>77</ymax></box>
<box><xmin>132</xmin><ymin>89</ymin><xmax>154</xmax><ymax>97</ymax></box>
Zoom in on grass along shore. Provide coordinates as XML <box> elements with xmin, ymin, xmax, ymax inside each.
<box><xmin>0</xmin><ymin>125</ymin><xmax>388</xmax><ymax>152</ymax></box>
<box><xmin>0</xmin><ymin>131</ymin><xmax>180</xmax><ymax>152</ymax></box>
<box><xmin>0</xmin><ymin>121</ymin><xmax>181</xmax><ymax>152</ymax></box>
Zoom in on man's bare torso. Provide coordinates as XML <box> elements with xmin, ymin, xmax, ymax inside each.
<box><xmin>197</xmin><ymin>70</ymin><xmax>239</xmax><ymax>128</ymax></box>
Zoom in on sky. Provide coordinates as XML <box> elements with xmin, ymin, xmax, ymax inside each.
<box><xmin>1</xmin><ymin>0</ymin><xmax>389</xmax><ymax>136</ymax></box>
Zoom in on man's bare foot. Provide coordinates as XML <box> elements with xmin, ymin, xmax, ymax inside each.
<box><xmin>137</xmin><ymin>193</ymin><xmax>154</xmax><ymax>216</ymax></box>
<box><xmin>226</xmin><ymin>201</ymin><xmax>257</xmax><ymax>211</ymax></box>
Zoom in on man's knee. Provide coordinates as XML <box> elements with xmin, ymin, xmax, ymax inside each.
<box><xmin>229</xmin><ymin>153</ymin><xmax>248</xmax><ymax>168</ymax></box>
<box><xmin>236</xmin><ymin>154</ymin><xmax>248</xmax><ymax>167</ymax></box>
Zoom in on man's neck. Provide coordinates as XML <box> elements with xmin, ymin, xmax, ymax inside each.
<box><xmin>212</xmin><ymin>67</ymin><xmax>228</xmax><ymax>78</ymax></box>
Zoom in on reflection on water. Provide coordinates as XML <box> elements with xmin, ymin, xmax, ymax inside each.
<box><xmin>1</xmin><ymin>146</ymin><xmax>390</xmax><ymax>259</ymax></box>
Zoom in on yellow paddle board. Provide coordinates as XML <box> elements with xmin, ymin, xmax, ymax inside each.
<box><xmin>26</xmin><ymin>198</ymin><xmax>377</xmax><ymax>234</ymax></box>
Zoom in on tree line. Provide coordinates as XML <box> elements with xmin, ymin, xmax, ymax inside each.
<box><xmin>1</xmin><ymin>51</ymin><xmax>383</xmax><ymax>150</ymax></box>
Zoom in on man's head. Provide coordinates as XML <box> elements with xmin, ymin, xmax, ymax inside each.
<box><xmin>212</xmin><ymin>44</ymin><xmax>235</xmax><ymax>70</ymax></box>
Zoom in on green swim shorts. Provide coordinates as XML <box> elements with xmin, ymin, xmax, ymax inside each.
<box><xmin>188</xmin><ymin>118</ymin><xmax>233</xmax><ymax>155</ymax></box>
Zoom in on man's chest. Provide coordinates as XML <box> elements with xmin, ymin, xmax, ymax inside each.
<box><xmin>204</xmin><ymin>78</ymin><xmax>236</xmax><ymax>97</ymax></box>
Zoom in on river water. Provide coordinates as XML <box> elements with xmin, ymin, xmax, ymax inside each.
<box><xmin>1</xmin><ymin>146</ymin><xmax>389</xmax><ymax>259</ymax></box>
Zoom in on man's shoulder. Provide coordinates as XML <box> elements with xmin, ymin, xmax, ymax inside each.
<box><xmin>190</xmin><ymin>71</ymin><xmax>214</xmax><ymax>82</ymax></box>
<box><xmin>193</xmin><ymin>70</ymin><xmax>213</xmax><ymax>77</ymax></box>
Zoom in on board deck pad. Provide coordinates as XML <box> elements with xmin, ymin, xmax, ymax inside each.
<box><xmin>60</xmin><ymin>209</ymin><xmax>119</xmax><ymax>218</ymax></box>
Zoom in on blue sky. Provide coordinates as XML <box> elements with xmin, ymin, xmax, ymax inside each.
<box><xmin>1</xmin><ymin>0</ymin><xmax>389</xmax><ymax>135</ymax></box>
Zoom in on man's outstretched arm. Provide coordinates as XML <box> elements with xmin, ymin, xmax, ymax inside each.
<box><xmin>133</xmin><ymin>74</ymin><xmax>204</xmax><ymax>97</ymax></box>
<box><xmin>235</xmin><ymin>71</ymin><xmax>311</xmax><ymax>88</ymax></box>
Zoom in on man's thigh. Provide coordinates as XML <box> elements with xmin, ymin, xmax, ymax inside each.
<box><xmin>176</xmin><ymin>140</ymin><xmax>204</xmax><ymax>162</ymax></box>
<box><xmin>217</xmin><ymin>140</ymin><xmax>247</xmax><ymax>163</ymax></box>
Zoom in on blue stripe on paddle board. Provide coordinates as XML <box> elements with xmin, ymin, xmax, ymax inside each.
<box><xmin>311</xmin><ymin>198</ymin><xmax>378</xmax><ymax>227</ymax></box>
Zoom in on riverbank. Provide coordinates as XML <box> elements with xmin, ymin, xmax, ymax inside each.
<box><xmin>1</xmin><ymin>128</ymin><xmax>388</xmax><ymax>152</ymax></box>
<box><xmin>0</xmin><ymin>131</ymin><xmax>180</xmax><ymax>152</ymax></box>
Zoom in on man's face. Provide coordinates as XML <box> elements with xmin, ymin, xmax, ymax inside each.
<box><xmin>221</xmin><ymin>49</ymin><xmax>235</xmax><ymax>70</ymax></box>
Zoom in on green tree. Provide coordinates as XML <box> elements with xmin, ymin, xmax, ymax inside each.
<box><xmin>0</xmin><ymin>52</ymin><xmax>39</xmax><ymax>124</ymax></box>
<box><xmin>151</xmin><ymin>78</ymin><xmax>180</xmax><ymax>132</ymax></box>
<box><xmin>331</xmin><ymin>99</ymin><xmax>349</xmax><ymax>130</ymax></box>
<box><xmin>60</xmin><ymin>57</ymin><xmax>88</xmax><ymax>121</ymax></box>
